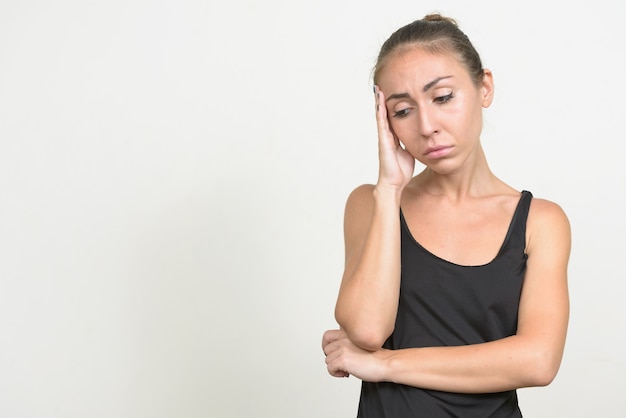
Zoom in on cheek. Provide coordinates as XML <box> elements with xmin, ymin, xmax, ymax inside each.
<box><xmin>391</xmin><ymin>124</ymin><xmax>421</xmax><ymax>156</ymax></box>
<box><xmin>460</xmin><ymin>104</ymin><xmax>484</xmax><ymax>135</ymax></box>
<box><xmin>387</xmin><ymin>119</ymin><xmax>400</xmax><ymax>136</ymax></box>
<box><xmin>388</xmin><ymin>119</ymin><xmax>414</xmax><ymax>141</ymax></box>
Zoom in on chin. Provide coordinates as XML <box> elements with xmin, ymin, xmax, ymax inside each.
<box><xmin>424</xmin><ymin>158</ymin><xmax>463</xmax><ymax>175</ymax></box>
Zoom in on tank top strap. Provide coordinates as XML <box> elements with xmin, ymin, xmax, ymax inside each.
<box><xmin>498</xmin><ymin>190</ymin><xmax>533</xmax><ymax>257</ymax></box>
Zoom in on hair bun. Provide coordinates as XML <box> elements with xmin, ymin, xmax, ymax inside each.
<box><xmin>423</xmin><ymin>13</ymin><xmax>458</xmax><ymax>26</ymax></box>
<box><xmin>373</xmin><ymin>12</ymin><xmax>483</xmax><ymax>86</ymax></box>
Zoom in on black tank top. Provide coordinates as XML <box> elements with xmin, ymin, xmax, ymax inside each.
<box><xmin>357</xmin><ymin>191</ymin><xmax>532</xmax><ymax>418</ymax></box>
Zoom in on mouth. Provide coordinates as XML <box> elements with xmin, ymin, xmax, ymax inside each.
<box><xmin>424</xmin><ymin>145</ymin><xmax>453</xmax><ymax>158</ymax></box>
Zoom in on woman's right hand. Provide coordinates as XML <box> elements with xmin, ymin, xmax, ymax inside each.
<box><xmin>332</xmin><ymin>89</ymin><xmax>410</xmax><ymax>348</ymax></box>
<box><xmin>374</xmin><ymin>86</ymin><xmax>415</xmax><ymax>192</ymax></box>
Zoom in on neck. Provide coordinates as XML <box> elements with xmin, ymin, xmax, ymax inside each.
<box><xmin>415</xmin><ymin>144</ymin><xmax>501</xmax><ymax>201</ymax></box>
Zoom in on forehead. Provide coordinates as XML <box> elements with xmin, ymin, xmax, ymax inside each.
<box><xmin>377</xmin><ymin>47</ymin><xmax>468</xmax><ymax>88</ymax></box>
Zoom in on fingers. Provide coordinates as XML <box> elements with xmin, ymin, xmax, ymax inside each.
<box><xmin>322</xmin><ymin>329</ymin><xmax>351</xmax><ymax>377</ymax></box>
<box><xmin>328</xmin><ymin>361</ymin><xmax>350</xmax><ymax>378</ymax></box>
<box><xmin>322</xmin><ymin>329</ymin><xmax>349</xmax><ymax>355</ymax></box>
<box><xmin>375</xmin><ymin>86</ymin><xmax>402</xmax><ymax>147</ymax></box>
<box><xmin>321</xmin><ymin>329</ymin><xmax>341</xmax><ymax>351</ymax></box>
<box><xmin>374</xmin><ymin>86</ymin><xmax>392</xmax><ymax>144</ymax></box>
<box><xmin>324</xmin><ymin>335</ymin><xmax>351</xmax><ymax>378</ymax></box>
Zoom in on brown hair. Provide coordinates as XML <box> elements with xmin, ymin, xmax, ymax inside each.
<box><xmin>373</xmin><ymin>14</ymin><xmax>484</xmax><ymax>86</ymax></box>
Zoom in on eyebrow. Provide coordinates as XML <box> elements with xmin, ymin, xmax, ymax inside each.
<box><xmin>385</xmin><ymin>75</ymin><xmax>453</xmax><ymax>102</ymax></box>
<box><xmin>423</xmin><ymin>75</ymin><xmax>453</xmax><ymax>92</ymax></box>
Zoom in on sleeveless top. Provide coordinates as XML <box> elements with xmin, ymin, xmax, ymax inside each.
<box><xmin>357</xmin><ymin>191</ymin><xmax>533</xmax><ymax>418</ymax></box>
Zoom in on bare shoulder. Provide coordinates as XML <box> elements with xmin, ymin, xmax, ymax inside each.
<box><xmin>344</xmin><ymin>184</ymin><xmax>376</xmax><ymax>218</ymax></box>
<box><xmin>341</xmin><ymin>184</ymin><xmax>377</xmax><ymax>267</ymax></box>
<box><xmin>346</xmin><ymin>183</ymin><xmax>376</xmax><ymax>202</ymax></box>
<box><xmin>528</xmin><ymin>197</ymin><xmax>570</xmax><ymax>227</ymax></box>
<box><xmin>527</xmin><ymin>197</ymin><xmax>571</xmax><ymax>255</ymax></box>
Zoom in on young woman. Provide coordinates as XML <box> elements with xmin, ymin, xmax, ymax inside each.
<box><xmin>322</xmin><ymin>14</ymin><xmax>570</xmax><ymax>417</ymax></box>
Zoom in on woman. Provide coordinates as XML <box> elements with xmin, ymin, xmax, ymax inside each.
<box><xmin>322</xmin><ymin>14</ymin><xmax>570</xmax><ymax>417</ymax></box>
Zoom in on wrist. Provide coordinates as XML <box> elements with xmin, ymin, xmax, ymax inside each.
<box><xmin>373</xmin><ymin>184</ymin><xmax>403</xmax><ymax>205</ymax></box>
<box><xmin>374</xmin><ymin>349</ymin><xmax>395</xmax><ymax>382</ymax></box>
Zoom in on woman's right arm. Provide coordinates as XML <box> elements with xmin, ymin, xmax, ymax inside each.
<box><xmin>334</xmin><ymin>184</ymin><xmax>403</xmax><ymax>351</ymax></box>
<box><xmin>334</xmin><ymin>87</ymin><xmax>415</xmax><ymax>351</ymax></box>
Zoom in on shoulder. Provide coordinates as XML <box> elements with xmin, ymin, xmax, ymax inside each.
<box><xmin>526</xmin><ymin>196</ymin><xmax>571</xmax><ymax>256</ymax></box>
<box><xmin>343</xmin><ymin>184</ymin><xmax>377</xmax><ymax>230</ymax></box>
<box><xmin>347</xmin><ymin>183</ymin><xmax>376</xmax><ymax>201</ymax></box>
<box><xmin>344</xmin><ymin>184</ymin><xmax>376</xmax><ymax>214</ymax></box>
<box><xmin>527</xmin><ymin>197</ymin><xmax>569</xmax><ymax>229</ymax></box>
<box><xmin>341</xmin><ymin>185</ymin><xmax>378</xmax><ymax>261</ymax></box>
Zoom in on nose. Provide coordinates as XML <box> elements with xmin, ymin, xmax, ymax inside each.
<box><xmin>417</xmin><ymin>107</ymin><xmax>438</xmax><ymax>137</ymax></box>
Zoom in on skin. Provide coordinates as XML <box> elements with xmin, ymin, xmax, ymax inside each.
<box><xmin>322</xmin><ymin>47</ymin><xmax>571</xmax><ymax>393</ymax></box>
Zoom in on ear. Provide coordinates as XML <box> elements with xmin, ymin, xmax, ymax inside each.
<box><xmin>480</xmin><ymin>69</ymin><xmax>494</xmax><ymax>108</ymax></box>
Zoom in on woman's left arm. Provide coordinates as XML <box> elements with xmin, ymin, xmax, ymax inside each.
<box><xmin>323</xmin><ymin>199</ymin><xmax>571</xmax><ymax>393</ymax></box>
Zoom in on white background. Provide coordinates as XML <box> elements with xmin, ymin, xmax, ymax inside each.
<box><xmin>1</xmin><ymin>1</ymin><xmax>624</xmax><ymax>417</ymax></box>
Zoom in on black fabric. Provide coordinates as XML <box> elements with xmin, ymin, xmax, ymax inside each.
<box><xmin>357</xmin><ymin>191</ymin><xmax>533</xmax><ymax>418</ymax></box>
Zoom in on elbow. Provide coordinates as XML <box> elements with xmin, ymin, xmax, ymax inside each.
<box><xmin>532</xmin><ymin>362</ymin><xmax>560</xmax><ymax>387</ymax></box>
<box><xmin>523</xmin><ymin>350</ymin><xmax>563</xmax><ymax>387</ymax></box>
<box><xmin>335</xmin><ymin>309</ymin><xmax>392</xmax><ymax>351</ymax></box>
<box><xmin>348</xmin><ymin>329</ymin><xmax>390</xmax><ymax>351</ymax></box>
<box><xmin>526</xmin><ymin>367</ymin><xmax>557</xmax><ymax>388</ymax></box>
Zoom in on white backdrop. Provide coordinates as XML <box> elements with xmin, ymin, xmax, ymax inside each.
<box><xmin>1</xmin><ymin>1</ymin><xmax>624</xmax><ymax>417</ymax></box>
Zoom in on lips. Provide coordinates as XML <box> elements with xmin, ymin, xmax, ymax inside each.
<box><xmin>424</xmin><ymin>145</ymin><xmax>453</xmax><ymax>158</ymax></box>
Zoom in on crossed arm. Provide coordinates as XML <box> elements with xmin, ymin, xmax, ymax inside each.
<box><xmin>323</xmin><ymin>87</ymin><xmax>571</xmax><ymax>393</ymax></box>
<box><xmin>323</xmin><ymin>191</ymin><xmax>571</xmax><ymax>394</ymax></box>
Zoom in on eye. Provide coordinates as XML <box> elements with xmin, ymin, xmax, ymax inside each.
<box><xmin>393</xmin><ymin>108</ymin><xmax>411</xmax><ymax>118</ymax></box>
<box><xmin>434</xmin><ymin>92</ymin><xmax>454</xmax><ymax>104</ymax></box>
